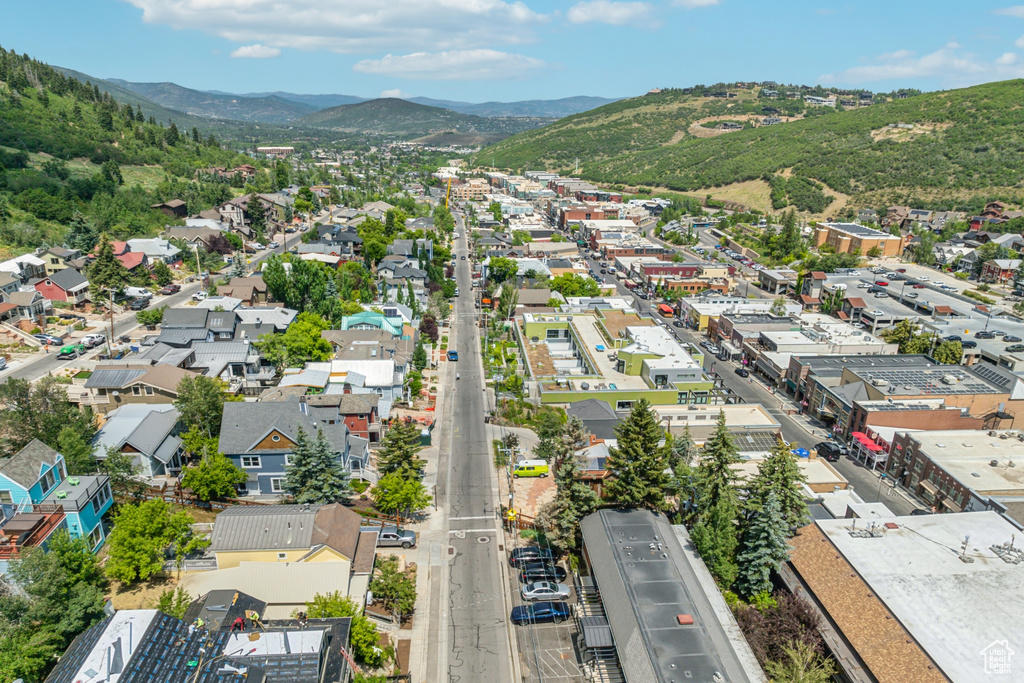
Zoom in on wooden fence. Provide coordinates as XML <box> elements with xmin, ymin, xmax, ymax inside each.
<box><xmin>114</xmin><ymin>481</ymin><xmax>270</xmax><ymax>511</ymax></box>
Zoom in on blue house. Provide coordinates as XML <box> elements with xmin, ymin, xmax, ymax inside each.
<box><xmin>218</xmin><ymin>399</ymin><xmax>367</xmax><ymax>497</ymax></box>
<box><xmin>0</xmin><ymin>439</ymin><xmax>113</xmax><ymax>554</ymax></box>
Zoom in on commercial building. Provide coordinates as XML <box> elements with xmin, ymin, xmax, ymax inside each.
<box><xmin>887</xmin><ymin>429</ymin><xmax>1024</xmax><ymax>514</ymax></box>
<box><xmin>679</xmin><ymin>295</ymin><xmax>803</xmax><ymax>332</ymax></box>
<box><xmin>578</xmin><ymin>509</ymin><xmax>765</xmax><ymax>683</ymax></box>
<box><xmin>256</xmin><ymin>145</ymin><xmax>295</xmax><ymax>157</ymax></box>
<box><xmin>785</xmin><ymin>512</ymin><xmax>1023</xmax><ymax>683</ymax></box>
<box><xmin>519</xmin><ymin>310</ymin><xmax>714</xmax><ymax>408</ymax></box>
<box><xmin>812</xmin><ymin>222</ymin><xmax>905</xmax><ymax>257</ymax></box>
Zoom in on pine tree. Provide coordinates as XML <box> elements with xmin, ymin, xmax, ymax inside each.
<box><xmin>666</xmin><ymin>425</ymin><xmax>697</xmax><ymax>518</ymax></box>
<box><xmin>746</xmin><ymin>438</ymin><xmax>810</xmax><ymax>532</ymax></box>
<box><xmin>247</xmin><ymin>195</ymin><xmax>267</xmax><ymax>235</ymax></box>
<box><xmin>65</xmin><ymin>211</ymin><xmax>96</xmax><ymax>252</ymax></box>
<box><xmin>412</xmin><ymin>341</ymin><xmax>427</xmax><ymax>371</ymax></box>
<box><xmin>375</xmin><ymin>419</ymin><xmax>424</xmax><ymax>476</ymax></box>
<box><xmin>88</xmin><ymin>233</ymin><xmax>131</xmax><ymax>292</ymax></box>
<box><xmin>539</xmin><ymin>444</ymin><xmax>600</xmax><ymax>553</ymax></box>
<box><xmin>165</xmin><ymin>121</ymin><xmax>180</xmax><ymax>146</ymax></box>
<box><xmin>696</xmin><ymin>410</ymin><xmax>741</xmax><ymax>512</ymax></box>
<box><xmin>605</xmin><ymin>398</ymin><xmax>669</xmax><ymax>511</ymax></box>
<box><xmin>284</xmin><ymin>429</ymin><xmax>351</xmax><ymax>504</ymax></box>
<box><xmin>690</xmin><ymin>496</ymin><xmax>739</xmax><ymax>588</ymax></box>
<box><xmin>152</xmin><ymin>259</ymin><xmax>174</xmax><ymax>287</ymax></box>
<box><xmin>230</xmin><ymin>251</ymin><xmax>246</xmax><ymax>279</ymax></box>
<box><xmin>407</xmin><ymin>281</ymin><xmax>418</xmax><ymax>317</ymax></box>
<box><xmin>735</xmin><ymin>491</ymin><xmax>791</xmax><ymax>598</ymax></box>
<box><xmin>395</xmin><ymin>284</ymin><xmax>404</xmax><ymax>305</ymax></box>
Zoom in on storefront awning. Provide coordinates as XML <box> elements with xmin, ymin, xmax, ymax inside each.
<box><xmin>919</xmin><ymin>480</ymin><xmax>939</xmax><ymax>495</ymax></box>
<box><xmin>940</xmin><ymin>497</ymin><xmax>963</xmax><ymax>513</ymax></box>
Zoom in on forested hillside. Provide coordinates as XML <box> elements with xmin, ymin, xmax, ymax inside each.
<box><xmin>0</xmin><ymin>47</ymin><xmax>260</xmax><ymax>257</ymax></box>
<box><xmin>484</xmin><ymin>80</ymin><xmax>1024</xmax><ymax>212</ymax></box>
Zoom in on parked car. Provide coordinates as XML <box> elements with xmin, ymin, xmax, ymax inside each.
<box><xmin>510</xmin><ymin>601</ymin><xmax>572</xmax><ymax>625</ymax></box>
<box><xmin>1004</xmin><ymin>336</ymin><xmax>1022</xmax><ymax>343</ymax></box>
<box><xmin>509</xmin><ymin>547</ymin><xmax>557</xmax><ymax>567</ymax></box>
<box><xmin>857</xmin><ymin>283</ymin><xmax>870</xmax><ymax>289</ymax></box>
<box><xmin>124</xmin><ymin>286</ymin><xmax>153</xmax><ymax>300</ymax></box>
<box><xmin>81</xmin><ymin>333</ymin><xmax>106</xmax><ymax>348</ymax></box>
<box><xmin>735</xmin><ymin>367</ymin><xmax>749</xmax><ymax>378</ymax></box>
<box><xmin>377</xmin><ymin>526</ymin><xmax>417</xmax><ymax>549</ymax></box>
<box><xmin>129</xmin><ymin>298</ymin><xmax>149</xmax><ymax>310</ymax></box>
<box><xmin>905</xmin><ymin>292</ymin><xmax>919</xmax><ymax>299</ymax></box>
<box><xmin>916</xmin><ymin>275</ymin><xmax>929</xmax><ymax>281</ymax></box>
<box><xmin>896</xmin><ymin>268</ymin><xmax>907</xmax><ymax>273</ymax></box>
<box><xmin>33</xmin><ymin>333</ymin><xmax>62</xmax><ymax>346</ymax></box>
<box><xmin>0</xmin><ymin>357</ymin><xmax>6</xmax><ymax>371</ymax></box>
<box><xmin>672</xmin><ymin>320</ymin><xmax>684</xmax><ymax>328</ymax></box>
<box><xmin>912</xmin><ymin>284</ymin><xmax>927</xmax><ymax>289</ymax></box>
<box><xmin>192</xmin><ymin>291</ymin><xmax>210</xmax><ymax>302</ymax></box>
<box><xmin>1006</xmin><ymin>344</ymin><xmax>1024</xmax><ymax>353</ymax></box>
<box><xmin>521</xmin><ymin>582</ymin><xmax>571</xmax><ymax>602</ymax></box>
<box><xmin>518</xmin><ymin>564</ymin><xmax>568</xmax><ymax>584</ymax></box>
<box><xmin>874</xmin><ymin>281</ymin><xmax>889</xmax><ymax>286</ymax></box>
<box><xmin>158</xmin><ymin>284</ymin><xmax>181</xmax><ymax>295</ymax></box>
<box><xmin>815</xmin><ymin>441</ymin><xmax>847</xmax><ymax>462</ymax></box>
<box><xmin>961</xmin><ymin>340</ymin><xmax>978</xmax><ymax>349</ymax></box>
<box><xmin>974</xmin><ymin>331</ymin><xmax>996</xmax><ymax>339</ymax></box>
<box><xmin>707</xmin><ymin>345</ymin><xmax>720</xmax><ymax>355</ymax></box>
<box><xmin>447</xmin><ymin>350</ymin><xmax>459</xmax><ymax>361</ymax></box>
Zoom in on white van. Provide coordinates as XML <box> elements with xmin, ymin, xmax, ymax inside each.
<box><xmin>124</xmin><ymin>287</ymin><xmax>152</xmax><ymax>300</ymax></box>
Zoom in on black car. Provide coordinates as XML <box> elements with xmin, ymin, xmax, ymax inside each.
<box><xmin>509</xmin><ymin>546</ymin><xmax>556</xmax><ymax>568</ymax></box>
<box><xmin>815</xmin><ymin>441</ymin><xmax>847</xmax><ymax>462</ymax></box>
<box><xmin>519</xmin><ymin>563</ymin><xmax>568</xmax><ymax>584</ymax></box>
<box><xmin>961</xmin><ymin>340</ymin><xmax>978</xmax><ymax>349</ymax></box>
<box><xmin>672</xmin><ymin>320</ymin><xmax>684</xmax><ymax>328</ymax></box>
<box><xmin>735</xmin><ymin>367</ymin><xmax>749</xmax><ymax>378</ymax></box>
<box><xmin>129</xmin><ymin>298</ymin><xmax>149</xmax><ymax>310</ymax></box>
<box><xmin>944</xmin><ymin>335</ymin><xmax>962</xmax><ymax>342</ymax></box>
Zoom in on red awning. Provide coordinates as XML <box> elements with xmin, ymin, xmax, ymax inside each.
<box><xmin>851</xmin><ymin>432</ymin><xmax>868</xmax><ymax>440</ymax></box>
<box><xmin>860</xmin><ymin>441</ymin><xmax>883</xmax><ymax>452</ymax></box>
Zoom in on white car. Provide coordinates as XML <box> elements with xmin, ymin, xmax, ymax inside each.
<box><xmin>857</xmin><ymin>283</ymin><xmax>870</xmax><ymax>289</ymax></box>
<box><xmin>848</xmin><ymin>270</ymin><xmax>861</xmax><ymax>276</ymax></box>
<box><xmin>82</xmin><ymin>333</ymin><xmax>106</xmax><ymax>348</ymax></box>
<box><xmin>192</xmin><ymin>291</ymin><xmax>210</xmax><ymax>302</ymax></box>
<box><xmin>917</xmin><ymin>276</ymin><xmax>930</xmax><ymax>281</ymax></box>
<box><xmin>520</xmin><ymin>581</ymin><xmax>571</xmax><ymax>601</ymax></box>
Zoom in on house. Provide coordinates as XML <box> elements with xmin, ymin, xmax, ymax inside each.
<box><xmin>578</xmin><ymin>509</ymin><xmax>765</xmax><ymax>682</ymax></box>
<box><xmin>219</xmin><ymin>400</ymin><xmax>366</xmax><ymax>496</ymax></box>
<box><xmin>0</xmin><ymin>271</ymin><xmax>19</xmax><ymax>298</ymax></box>
<box><xmin>0</xmin><ymin>504</ymin><xmax>68</xmax><ymax>576</ymax></box>
<box><xmin>75</xmin><ymin>363</ymin><xmax>198</xmax><ymax>414</ymax></box>
<box><xmin>39</xmin><ymin>247</ymin><xmax>82</xmax><ymax>275</ymax></box>
<box><xmin>299</xmin><ymin>394</ymin><xmax>382</xmax><ymax>442</ymax></box>
<box><xmin>92</xmin><ymin>404</ymin><xmax>184</xmax><ymax>478</ymax></box>
<box><xmin>43</xmin><ymin>591</ymin><xmax>354</xmax><ymax>682</ymax></box>
<box><xmin>127</xmin><ymin>238</ymin><xmax>182</xmax><ymax>265</ymax></box>
<box><xmin>150</xmin><ymin>199</ymin><xmax>188</xmax><ymax>218</ymax></box>
<box><xmin>980</xmin><ymin>259</ymin><xmax>1021</xmax><ymax>284</ymax></box>
<box><xmin>218</xmin><ymin>276</ymin><xmax>269</xmax><ymax>305</ymax></box>
<box><xmin>1</xmin><ymin>290</ymin><xmax>48</xmax><ymax>322</ymax></box>
<box><xmin>163</xmin><ymin>225</ymin><xmax>223</xmax><ymax>250</ymax></box>
<box><xmin>404</xmin><ymin>216</ymin><xmax>435</xmax><ymax>231</ymax></box>
<box><xmin>0</xmin><ymin>439</ymin><xmax>113</xmax><ymax>553</ymax></box>
<box><xmin>189</xmin><ymin>341</ymin><xmax>276</xmax><ymax>394</ymax></box>
<box><xmin>32</xmin><ymin>267</ymin><xmax>90</xmax><ymax>305</ymax></box>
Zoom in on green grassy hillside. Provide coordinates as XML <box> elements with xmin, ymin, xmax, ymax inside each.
<box><xmin>0</xmin><ymin>46</ymin><xmax>261</xmax><ymax>257</ymax></box>
<box><xmin>299</xmin><ymin>97</ymin><xmax>551</xmax><ymax>143</ymax></box>
<box><xmin>484</xmin><ymin>81</ymin><xmax>1024</xmax><ymax>212</ymax></box>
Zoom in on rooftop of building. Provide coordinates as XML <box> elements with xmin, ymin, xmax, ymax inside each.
<box><xmin>820</xmin><ymin>221</ymin><xmax>898</xmax><ymax>238</ymax></box>
<box><xmin>903</xmin><ymin>429</ymin><xmax>1024</xmax><ymax>493</ymax></box>
<box><xmin>580</xmin><ymin>509</ymin><xmax>764</xmax><ymax>683</ymax></box>
<box><xmin>621</xmin><ymin>326</ymin><xmax>701</xmax><ymax>371</ymax></box>
<box><xmin>814</xmin><ymin>511</ymin><xmax>1024</xmax><ymax>683</ymax></box>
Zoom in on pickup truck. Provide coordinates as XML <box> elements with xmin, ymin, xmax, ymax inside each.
<box><xmin>375</xmin><ymin>525</ymin><xmax>417</xmax><ymax>549</ymax></box>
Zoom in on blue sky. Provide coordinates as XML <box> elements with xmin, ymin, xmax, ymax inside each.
<box><xmin>4</xmin><ymin>1</ymin><xmax>1024</xmax><ymax>102</ymax></box>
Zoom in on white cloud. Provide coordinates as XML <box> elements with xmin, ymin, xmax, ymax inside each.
<box><xmin>995</xmin><ymin>5</ymin><xmax>1024</xmax><ymax>18</ymax></box>
<box><xmin>380</xmin><ymin>89</ymin><xmax>413</xmax><ymax>98</ymax></box>
<box><xmin>820</xmin><ymin>45</ymin><xmax>992</xmax><ymax>85</ymax></box>
<box><xmin>353</xmin><ymin>49</ymin><xmax>546</xmax><ymax>81</ymax></box>
<box><xmin>1016</xmin><ymin>34</ymin><xmax>1024</xmax><ymax>48</ymax></box>
<box><xmin>230</xmin><ymin>43</ymin><xmax>281</xmax><ymax>59</ymax></box>
<box><xmin>996</xmin><ymin>51</ymin><xmax>1019</xmax><ymax>65</ymax></box>
<box><xmin>672</xmin><ymin>0</ymin><xmax>719</xmax><ymax>7</ymax></box>
<box><xmin>567</xmin><ymin>1</ymin><xmax>653</xmax><ymax>26</ymax></box>
<box><xmin>123</xmin><ymin>0</ymin><xmax>546</xmax><ymax>53</ymax></box>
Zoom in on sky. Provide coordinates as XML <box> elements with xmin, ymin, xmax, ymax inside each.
<box><xmin>4</xmin><ymin>1</ymin><xmax>1024</xmax><ymax>102</ymax></box>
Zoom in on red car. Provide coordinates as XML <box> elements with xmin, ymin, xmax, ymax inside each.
<box><xmin>874</xmin><ymin>281</ymin><xmax>889</xmax><ymax>286</ymax></box>
<box><xmin>158</xmin><ymin>284</ymin><xmax>181</xmax><ymax>295</ymax></box>
<box><xmin>912</xmin><ymin>284</ymin><xmax>927</xmax><ymax>289</ymax></box>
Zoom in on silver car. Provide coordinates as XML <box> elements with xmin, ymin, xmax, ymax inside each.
<box><xmin>520</xmin><ymin>581</ymin><xmax>571</xmax><ymax>602</ymax></box>
<box><xmin>376</xmin><ymin>525</ymin><xmax>416</xmax><ymax>549</ymax></box>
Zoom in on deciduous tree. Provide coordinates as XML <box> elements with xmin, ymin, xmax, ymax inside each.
<box><xmin>0</xmin><ymin>377</ymin><xmax>95</xmax><ymax>458</ymax></box>
<box><xmin>175</xmin><ymin>374</ymin><xmax>232</xmax><ymax>438</ymax></box>
<box><xmin>105</xmin><ymin>499</ymin><xmax>196</xmax><ymax>584</ymax></box>
<box><xmin>181</xmin><ymin>450</ymin><xmax>247</xmax><ymax>501</ymax></box>
<box><xmin>372</xmin><ymin>472</ymin><xmax>432</xmax><ymax>521</ymax></box>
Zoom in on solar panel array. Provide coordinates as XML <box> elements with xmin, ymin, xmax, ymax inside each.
<box><xmin>855</xmin><ymin>368</ymin><xmax>994</xmax><ymax>395</ymax></box>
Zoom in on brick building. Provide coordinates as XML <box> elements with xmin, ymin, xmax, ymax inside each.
<box><xmin>812</xmin><ymin>222</ymin><xmax>905</xmax><ymax>257</ymax></box>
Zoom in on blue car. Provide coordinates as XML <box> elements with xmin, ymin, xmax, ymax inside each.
<box><xmin>510</xmin><ymin>601</ymin><xmax>572</xmax><ymax>625</ymax></box>
<box><xmin>447</xmin><ymin>350</ymin><xmax>459</xmax><ymax>361</ymax></box>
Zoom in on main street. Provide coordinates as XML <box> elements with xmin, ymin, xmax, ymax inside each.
<box><xmin>0</xmin><ymin>232</ymin><xmax>303</xmax><ymax>384</ymax></box>
<box><xmin>428</xmin><ymin>215</ymin><xmax>514</xmax><ymax>682</ymax></box>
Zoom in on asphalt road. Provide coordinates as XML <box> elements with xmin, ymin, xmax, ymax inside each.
<box><xmin>0</xmin><ymin>232</ymin><xmax>303</xmax><ymax>384</ymax></box>
<box><xmin>443</xmin><ymin>219</ymin><xmax>514</xmax><ymax>683</ymax></box>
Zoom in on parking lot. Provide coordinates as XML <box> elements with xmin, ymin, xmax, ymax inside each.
<box><xmin>505</xmin><ymin>545</ymin><xmax>586</xmax><ymax>683</ymax></box>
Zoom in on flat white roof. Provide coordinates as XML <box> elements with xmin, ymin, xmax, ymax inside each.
<box><xmin>653</xmin><ymin>403</ymin><xmax>779</xmax><ymax>428</ymax></box>
<box><xmin>908</xmin><ymin>430</ymin><xmax>1024</xmax><ymax>494</ymax></box>
<box><xmin>222</xmin><ymin>628</ymin><xmax>326</xmax><ymax>657</ymax></box>
<box><xmin>623</xmin><ymin>325</ymin><xmax>700</xmax><ymax>370</ymax></box>
<box><xmin>818</xmin><ymin>511</ymin><xmax>1024</xmax><ymax>683</ymax></box>
<box><xmin>73</xmin><ymin>609</ymin><xmax>159</xmax><ymax>682</ymax></box>
<box><xmin>733</xmin><ymin>459</ymin><xmax>846</xmax><ymax>486</ymax></box>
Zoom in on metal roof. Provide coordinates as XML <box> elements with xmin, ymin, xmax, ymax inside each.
<box><xmin>84</xmin><ymin>367</ymin><xmax>148</xmax><ymax>389</ymax></box>
<box><xmin>579</xmin><ymin>509</ymin><xmax>765</xmax><ymax>683</ymax></box>
<box><xmin>210</xmin><ymin>504</ymin><xmax>319</xmax><ymax>551</ymax></box>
